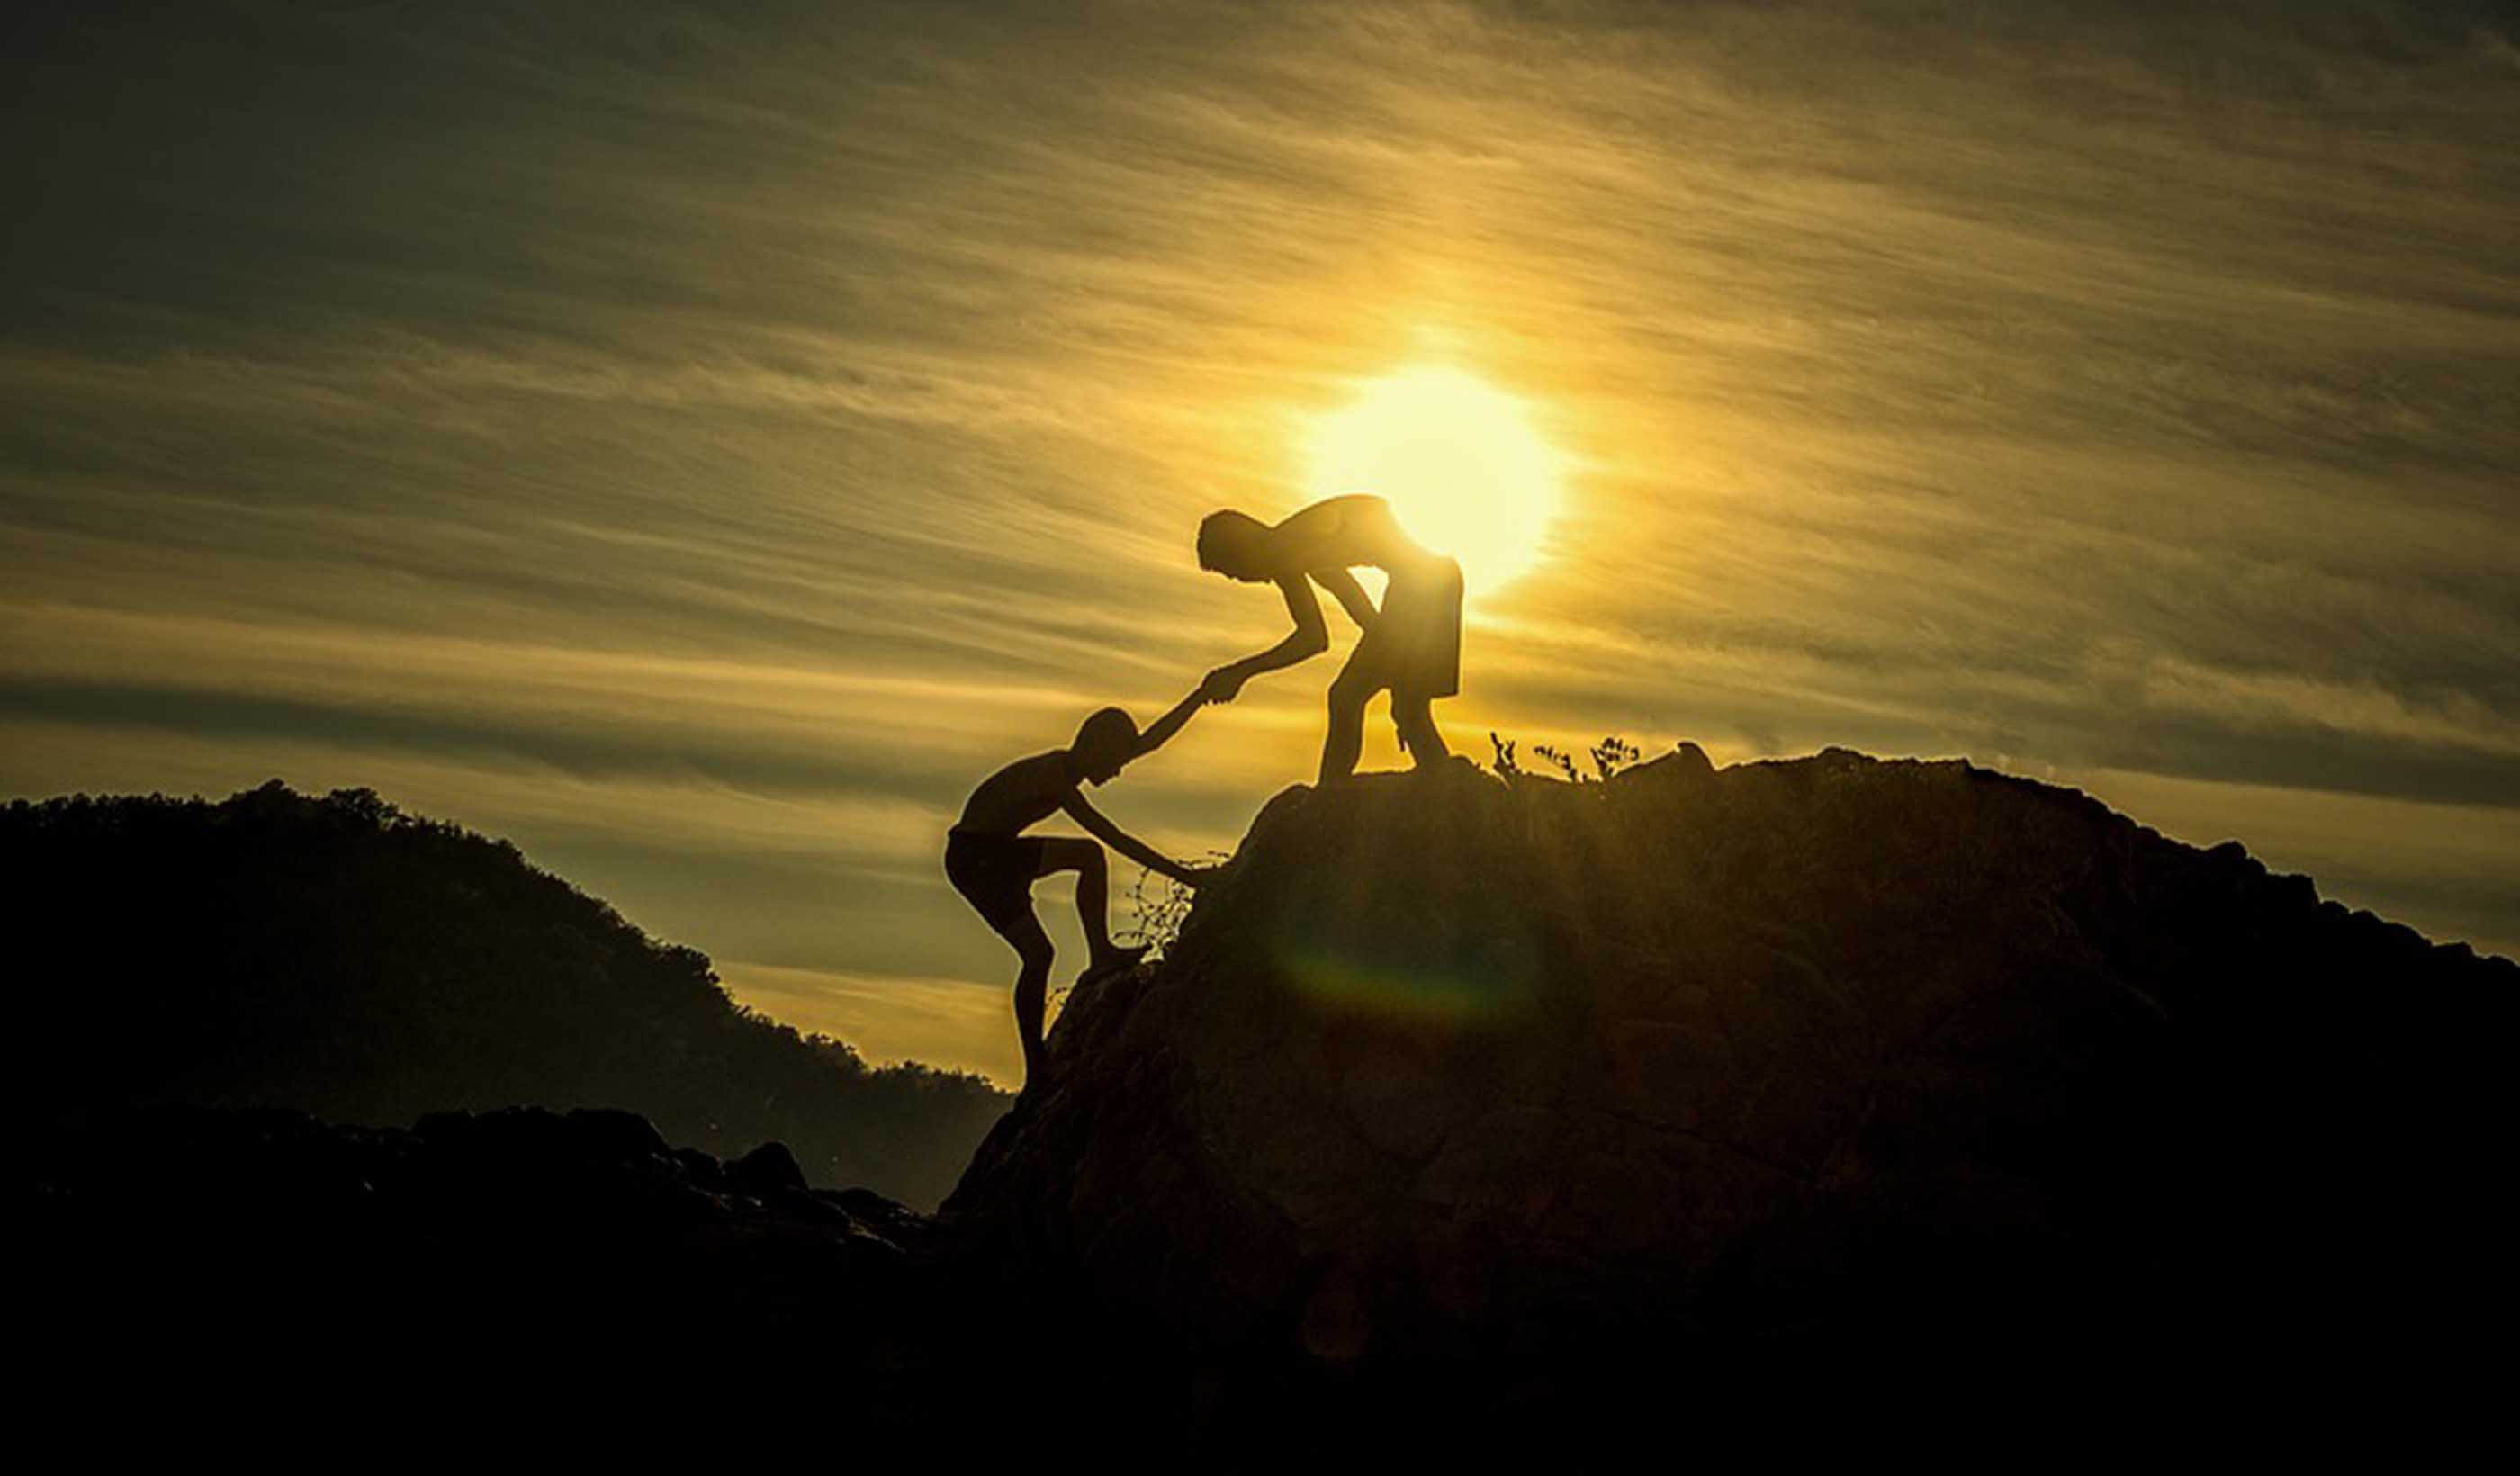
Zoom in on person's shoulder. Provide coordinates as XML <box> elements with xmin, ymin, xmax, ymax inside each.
<box><xmin>1304</xmin><ymin>492</ymin><xmax>1387</xmax><ymax>524</ymax></box>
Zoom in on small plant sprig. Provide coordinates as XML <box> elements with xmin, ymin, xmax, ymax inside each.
<box><xmin>1491</xmin><ymin>732</ymin><xmax>1648</xmax><ymax>785</ymax></box>
<box><xmin>1590</xmin><ymin>735</ymin><xmax>1643</xmax><ymax>780</ymax></box>
<box><xmin>1490</xmin><ymin>732</ymin><xmax>1526</xmax><ymax>781</ymax></box>
<box><xmin>1121</xmin><ymin>849</ymin><xmax>1234</xmax><ymax>959</ymax></box>
<box><xmin>1532</xmin><ymin>742</ymin><xmax>1585</xmax><ymax>784</ymax></box>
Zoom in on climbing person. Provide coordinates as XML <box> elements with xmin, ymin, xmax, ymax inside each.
<box><xmin>944</xmin><ymin>691</ymin><xmax>1210</xmax><ymax>1087</ymax></box>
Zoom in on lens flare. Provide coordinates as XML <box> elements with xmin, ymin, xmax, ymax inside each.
<box><xmin>1276</xmin><ymin>944</ymin><xmax>1534</xmax><ymax>1024</ymax></box>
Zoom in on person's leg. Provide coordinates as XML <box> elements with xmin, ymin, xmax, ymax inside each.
<box><xmin>1319</xmin><ymin>660</ymin><xmax>1380</xmax><ymax>784</ymax></box>
<box><xmin>1393</xmin><ymin>691</ymin><xmax>1450</xmax><ymax>767</ymax></box>
<box><xmin>986</xmin><ymin>906</ymin><xmax>1058</xmax><ymax>1085</ymax></box>
<box><xmin>1036</xmin><ymin>836</ymin><xmax>1145</xmax><ymax>971</ymax></box>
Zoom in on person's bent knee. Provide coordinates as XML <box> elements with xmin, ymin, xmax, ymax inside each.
<box><xmin>1328</xmin><ymin>673</ymin><xmax>1378</xmax><ymax>715</ymax></box>
<box><xmin>1012</xmin><ymin>927</ymin><xmax>1056</xmax><ymax>965</ymax></box>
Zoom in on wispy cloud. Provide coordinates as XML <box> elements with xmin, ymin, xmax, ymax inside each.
<box><xmin>5</xmin><ymin>0</ymin><xmax>2514</xmax><ymax>1060</ymax></box>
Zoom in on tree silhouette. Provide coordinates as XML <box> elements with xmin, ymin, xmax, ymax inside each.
<box><xmin>4</xmin><ymin>781</ymin><xmax>1008</xmax><ymax>1209</ymax></box>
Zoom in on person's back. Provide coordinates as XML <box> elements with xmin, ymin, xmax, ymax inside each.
<box><xmin>1274</xmin><ymin>493</ymin><xmax>1436</xmax><ymax>577</ymax></box>
<box><xmin>952</xmin><ymin>751</ymin><xmax>1072</xmax><ymax>839</ymax></box>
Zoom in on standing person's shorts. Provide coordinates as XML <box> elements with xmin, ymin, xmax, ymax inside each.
<box><xmin>944</xmin><ymin>829</ymin><xmax>1049</xmax><ymax>931</ymax></box>
<box><xmin>1351</xmin><ymin>554</ymin><xmax>1464</xmax><ymax>700</ymax></box>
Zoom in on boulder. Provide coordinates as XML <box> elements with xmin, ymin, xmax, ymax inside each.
<box><xmin>947</xmin><ymin>748</ymin><xmax>2517</xmax><ymax>1407</ymax></box>
<box><xmin>728</xmin><ymin>1140</ymin><xmax>810</xmax><ymax>1196</ymax></box>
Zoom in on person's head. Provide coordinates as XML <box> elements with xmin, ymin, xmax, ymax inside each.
<box><xmin>1069</xmin><ymin>706</ymin><xmax>1141</xmax><ymax>785</ymax></box>
<box><xmin>1196</xmin><ymin>509</ymin><xmax>1273</xmax><ymax>582</ymax></box>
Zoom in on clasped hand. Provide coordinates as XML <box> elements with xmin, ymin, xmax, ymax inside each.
<box><xmin>1199</xmin><ymin>665</ymin><xmax>1249</xmax><ymax>704</ymax></box>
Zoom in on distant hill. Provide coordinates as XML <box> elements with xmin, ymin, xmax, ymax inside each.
<box><xmin>3</xmin><ymin>780</ymin><xmax>1007</xmax><ymax>1209</ymax></box>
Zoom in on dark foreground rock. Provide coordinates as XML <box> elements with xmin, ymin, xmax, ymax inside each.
<box><xmin>26</xmin><ymin>1106</ymin><xmax>940</xmax><ymax>1372</ymax></box>
<box><xmin>22</xmin><ymin>1102</ymin><xmax>1174</xmax><ymax>1444</ymax></box>
<box><xmin>948</xmin><ymin>747</ymin><xmax>2516</xmax><ymax>1442</ymax></box>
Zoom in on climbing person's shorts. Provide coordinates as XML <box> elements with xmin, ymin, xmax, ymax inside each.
<box><xmin>944</xmin><ymin>829</ymin><xmax>1049</xmax><ymax>932</ymax></box>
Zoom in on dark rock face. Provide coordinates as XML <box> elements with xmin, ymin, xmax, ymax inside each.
<box><xmin>947</xmin><ymin>748</ymin><xmax>2515</xmax><ymax>1417</ymax></box>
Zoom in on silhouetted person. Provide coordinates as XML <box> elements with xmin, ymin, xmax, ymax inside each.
<box><xmin>1196</xmin><ymin>493</ymin><xmax>1463</xmax><ymax>783</ymax></box>
<box><xmin>948</xmin><ymin>695</ymin><xmax>1209</xmax><ymax>1087</ymax></box>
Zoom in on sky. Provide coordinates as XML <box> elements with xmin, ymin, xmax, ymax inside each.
<box><xmin>4</xmin><ymin>0</ymin><xmax>2515</xmax><ymax>1084</ymax></box>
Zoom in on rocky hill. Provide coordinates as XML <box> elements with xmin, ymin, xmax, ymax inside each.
<box><xmin>3</xmin><ymin>781</ymin><xmax>1007</xmax><ymax>1208</ymax></box>
<box><xmin>947</xmin><ymin>745</ymin><xmax>2515</xmax><ymax>1436</ymax></box>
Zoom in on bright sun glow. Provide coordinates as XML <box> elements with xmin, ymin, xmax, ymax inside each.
<box><xmin>1303</xmin><ymin>364</ymin><xmax>1565</xmax><ymax>595</ymax></box>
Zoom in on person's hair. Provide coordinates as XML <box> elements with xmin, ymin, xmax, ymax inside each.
<box><xmin>1196</xmin><ymin>509</ymin><xmax>1269</xmax><ymax>574</ymax></box>
<box><xmin>1073</xmin><ymin>706</ymin><xmax>1140</xmax><ymax>760</ymax></box>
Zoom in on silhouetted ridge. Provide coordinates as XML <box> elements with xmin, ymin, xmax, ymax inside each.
<box><xmin>15</xmin><ymin>752</ymin><xmax>2511</xmax><ymax>1449</ymax></box>
<box><xmin>948</xmin><ymin>744</ymin><xmax>2515</xmax><ymax>1433</ymax></box>
<box><xmin>4</xmin><ymin>780</ymin><xmax>1006</xmax><ymax>1208</ymax></box>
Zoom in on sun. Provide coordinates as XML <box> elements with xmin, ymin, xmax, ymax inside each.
<box><xmin>1302</xmin><ymin>364</ymin><xmax>1565</xmax><ymax>595</ymax></box>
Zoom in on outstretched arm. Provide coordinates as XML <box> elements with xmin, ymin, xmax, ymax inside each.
<box><xmin>1061</xmin><ymin>789</ymin><xmax>1196</xmax><ymax>885</ymax></box>
<box><xmin>1206</xmin><ymin>575</ymin><xmax>1328</xmax><ymax>700</ymax></box>
<box><xmin>1135</xmin><ymin>686</ymin><xmax>1207</xmax><ymax>758</ymax></box>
